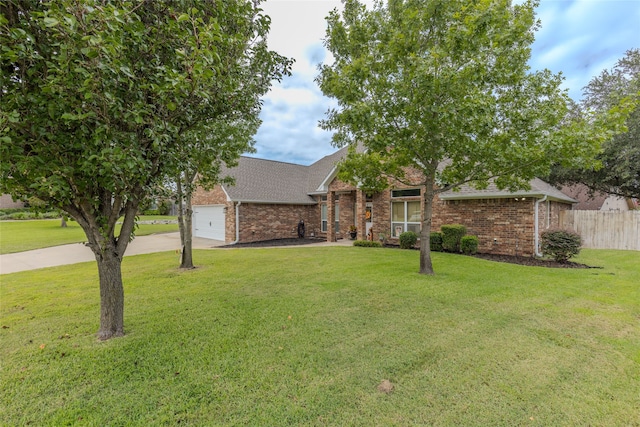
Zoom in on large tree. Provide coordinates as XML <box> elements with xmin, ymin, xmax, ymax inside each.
<box><xmin>0</xmin><ymin>0</ymin><xmax>290</xmax><ymax>339</ymax></box>
<box><xmin>317</xmin><ymin>0</ymin><xmax>625</xmax><ymax>274</ymax></box>
<box><xmin>175</xmin><ymin>116</ymin><xmax>260</xmax><ymax>269</ymax></box>
<box><xmin>547</xmin><ymin>49</ymin><xmax>640</xmax><ymax>200</ymax></box>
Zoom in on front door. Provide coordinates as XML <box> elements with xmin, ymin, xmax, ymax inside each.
<box><xmin>365</xmin><ymin>202</ymin><xmax>373</xmax><ymax>239</ymax></box>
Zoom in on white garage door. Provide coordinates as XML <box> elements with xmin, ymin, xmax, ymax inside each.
<box><xmin>193</xmin><ymin>205</ymin><xmax>226</xmax><ymax>241</ymax></box>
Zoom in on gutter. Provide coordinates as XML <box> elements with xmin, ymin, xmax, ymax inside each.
<box><xmin>534</xmin><ymin>195</ymin><xmax>548</xmax><ymax>257</ymax></box>
<box><xmin>230</xmin><ymin>201</ymin><xmax>241</xmax><ymax>245</ymax></box>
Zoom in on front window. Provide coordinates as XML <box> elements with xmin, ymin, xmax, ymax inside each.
<box><xmin>392</xmin><ymin>188</ymin><xmax>421</xmax><ymax>198</ymax></box>
<box><xmin>391</xmin><ymin>201</ymin><xmax>421</xmax><ymax>237</ymax></box>
<box><xmin>321</xmin><ymin>204</ymin><xmax>327</xmax><ymax>232</ymax></box>
<box><xmin>321</xmin><ymin>203</ymin><xmax>340</xmax><ymax>232</ymax></box>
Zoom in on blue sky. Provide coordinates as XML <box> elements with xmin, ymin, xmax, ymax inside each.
<box><xmin>253</xmin><ymin>0</ymin><xmax>640</xmax><ymax>165</ymax></box>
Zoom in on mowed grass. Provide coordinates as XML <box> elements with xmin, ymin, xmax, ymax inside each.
<box><xmin>1</xmin><ymin>247</ymin><xmax>639</xmax><ymax>426</ymax></box>
<box><xmin>0</xmin><ymin>216</ymin><xmax>178</xmax><ymax>254</ymax></box>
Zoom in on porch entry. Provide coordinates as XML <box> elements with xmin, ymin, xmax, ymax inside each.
<box><xmin>365</xmin><ymin>202</ymin><xmax>373</xmax><ymax>238</ymax></box>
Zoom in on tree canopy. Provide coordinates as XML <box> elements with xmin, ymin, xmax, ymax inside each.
<box><xmin>547</xmin><ymin>48</ymin><xmax>640</xmax><ymax>200</ymax></box>
<box><xmin>317</xmin><ymin>0</ymin><xmax>624</xmax><ymax>274</ymax></box>
<box><xmin>0</xmin><ymin>0</ymin><xmax>291</xmax><ymax>339</ymax></box>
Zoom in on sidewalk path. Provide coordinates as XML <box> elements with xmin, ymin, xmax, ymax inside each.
<box><xmin>0</xmin><ymin>233</ymin><xmax>223</xmax><ymax>275</ymax></box>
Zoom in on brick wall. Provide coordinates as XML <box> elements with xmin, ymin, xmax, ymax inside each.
<box><xmin>349</xmin><ymin>171</ymin><xmax>573</xmax><ymax>256</ymax></box>
<box><xmin>193</xmin><ymin>178</ymin><xmax>571</xmax><ymax>254</ymax></box>
<box><xmin>193</xmin><ymin>184</ymin><xmax>320</xmax><ymax>243</ymax></box>
<box><xmin>327</xmin><ymin>180</ymin><xmax>358</xmax><ymax>240</ymax></box>
<box><xmin>432</xmin><ymin>198</ymin><xmax>535</xmax><ymax>256</ymax></box>
<box><xmin>237</xmin><ymin>203</ymin><xmax>318</xmax><ymax>243</ymax></box>
<box><xmin>337</xmin><ymin>192</ymin><xmax>355</xmax><ymax>238</ymax></box>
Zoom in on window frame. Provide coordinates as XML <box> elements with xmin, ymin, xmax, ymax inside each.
<box><xmin>320</xmin><ymin>201</ymin><xmax>340</xmax><ymax>233</ymax></box>
<box><xmin>391</xmin><ymin>188</ymin><xmax>421</xmax><ymax>198</ymax></box>
<box><xmin>390</xmin><ymin>188</ymin><xmax>422</xmax><ymax>239</ymax></box>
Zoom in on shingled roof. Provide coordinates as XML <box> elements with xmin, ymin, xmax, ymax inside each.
<box><xmin>220</xmin><ymin>146</ymin><xmax>349</xmax><ymax>204</ymax></box>
<box><xmin>220</xmin><ymin>146</ymin><xmax>575</xmax><ymax>205</ymax></box>
<box><xmin>439</xmin><ymin>178</ymin><xmax>576</xmax><ymax>203</ymax></box>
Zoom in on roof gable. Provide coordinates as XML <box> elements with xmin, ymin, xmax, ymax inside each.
<box><xmin>221</xmin><ymin>157</ymin><xmax>315</xmax><ymax>204</ymax></box>
<box><xmin>220</xmin><ymin>147</ymin><xmax>351</xmax><ymax>204</ymax></box>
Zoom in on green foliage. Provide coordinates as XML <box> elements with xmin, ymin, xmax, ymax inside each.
<box><xmin>1</xmin><ymin>210</ymin><xmax>59</xmax><ymax>220</ymax></box>
<box><xmin>0</xmin><ymin>0</ymin><xmax>291</xmax><ymax>338</ymax></box>
<box><xmin>317</xmin><ymin>0</ymin><xmax>618</xmax><ymax>274</ymax></box>
<box><xmin>441</xmin><ymin>224</ymin><xmax>467</xmax><ymax>253</ymax></box>
<box><xmin>399</xmin><ymin>231</ymin><xmax>418</xmax><ymax>249</ymax></box>
<box><xmin>336</xmin><ymin>145</ymin><xmax>395</xmax><ymax>194</ymax></box>
<box><xmin>0</xmin><ymin>207</ymin><xmax>28</xmax><ymax>215</ymax></box>
<box><xmin>1</xmin><ymin>0</ymin><xmax>290</xmax><ymax>231</ymax></box>
<box><xmin>430</xmin><ymin>232</ymin><xmax>443</xmax><ymax>252</ymax></box>
<box><xmin>26</xmin><ymin>197</ymin><xmax>47</xmax><ymax>211</ymax></box>
<box><xmin>0</xmin><ymin>208</ymin><xmax>30</xmax><ymax>219</ymax></box>
<box><xmin>547</xmin><ymin>49</ymin><xmax>640</xmax><ymax>199</ymax></box>
<box><xmin>541</xmin><ymin>229</ymin><xmax>582</xmax><ymax>263</ymax></box>
<box><xmin>461</xmin><ymin>235</ymin><xmax>479</xmax><ymax>255</ymax></box>
<box><xmin>145</xmin><ymin>200</ymin><xmax>173</xmax><ymax>217</ymax></box>
<box><xmin>1</xmin><ymin>248</ymin><xmax>639</xmax><ymax>425</ymax></box>
<box><xmin>158</xmin><ymin>201</ymin><xmax>171</xmax><ymax>216</ymax></box>
<box><xmin>353</xmin><ymin>239</ymin><xmax>382</xmax><ymax>248</ymax></box>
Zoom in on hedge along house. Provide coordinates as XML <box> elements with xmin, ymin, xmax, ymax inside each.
<box><xmin>191</xmin><ymin>146</ymin><xmax>576</xmax><ymax>256</ymax></box>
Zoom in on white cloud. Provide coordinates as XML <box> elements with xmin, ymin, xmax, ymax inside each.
<box><xmin>254</xmin><ymin>0</ymin><xmax>640</xmax><ymax>164</ymax></box>
<box><xmin>530</xmin><ymin>0</ymin><xmax>640</xmax><ymax>98</ymax></box>
<box><xmin>264</xmin><ymin>85</ymin><xmax>319</xmax><ymax>106</ymax></box>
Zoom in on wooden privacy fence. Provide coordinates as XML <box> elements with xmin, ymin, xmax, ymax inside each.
<box><xmin>559</xmin><ymin>210</ymin><xmax>640</xmax><ymax>250</ymax></box>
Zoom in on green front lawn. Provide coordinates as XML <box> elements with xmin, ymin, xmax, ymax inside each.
<box><xmin>1</xmin><ymin>248</ymin><xmax>639</xmax><ymax>425</ymax></box>
<box><xmin>0</xmin><ymin>216</ymin><xmax>178</xmax><ymax>254</ymax></box>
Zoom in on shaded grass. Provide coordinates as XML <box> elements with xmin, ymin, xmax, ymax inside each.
<box><xmin>0</xmin><ymin>216</ymin><xmax>178</xmax><ymax>254</ymax></box>
<box><xmin>1</xmin><ymin>248</ymin><xmax>639</xmax><ymax>426</ymax></box>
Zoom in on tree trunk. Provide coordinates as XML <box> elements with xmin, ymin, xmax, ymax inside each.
<box><xmin>60</xmin><ymin>216</ymin><xmax>67</xmax><ymax>228</ymax></box>
<box><xmin>176</xmin><ymin>173</ymin><xmax>195</xmax><ymax>269</ymax></box>
<box><xmin>62</xmin><ymin>197</ymin><xmax>139</xmax><ymax>340</ymax></box>
<box><xmin>180</xmin><ymin>190</ymin><xmax>194</xmax><ymax>269</ymax></box>
<box><xmin>177</xmin><ymin>177</ymin><xmax>186</xmax><ymax>246</ymax></box>
<box><xmin>419</xmin><ymin>174</ymin><xmax>436</xmax><ymax>275</ymax></box>
<box><xmin>95</xmin><ymin>246</ymin><xmax>125</xmax><ymax>340</ymax></box>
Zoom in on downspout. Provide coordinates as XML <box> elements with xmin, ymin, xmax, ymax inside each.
<box><xmin>534</xmin><ymin>195</ymin><xmax>548</xmax><ymax>257</ymax></box>
<box><xmin>231</xmin><ymin>201</ymin><xmax>241</xmax><ymax>245</ymax></box>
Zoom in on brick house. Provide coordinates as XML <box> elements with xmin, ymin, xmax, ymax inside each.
<box><xmin>192</xmin><ymin>146</ymin><xmax>575</xmax><ymax>256</ymax></box>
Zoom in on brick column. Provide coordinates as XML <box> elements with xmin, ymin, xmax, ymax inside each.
<box><xmin>327</xmin><ymin>191</ymin><xmax>336</xmax><ymax>242</ymax></box>
<box><xmin>356</xmin><ymin>190</ymin><xmax>365</xmax><ymax>240</ymax></box>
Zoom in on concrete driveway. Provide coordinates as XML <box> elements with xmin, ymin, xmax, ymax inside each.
<box><xmin>0</xmin><ymin>232</ymin><xmax>224</xmax><ymax>274</ymax></box>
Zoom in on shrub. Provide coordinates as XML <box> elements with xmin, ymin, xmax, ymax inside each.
<box><xmin>353</xmin><ymin>240</ymin><xmax>382</xmax><ymax>248</ymax></box>
<box><xmin>11</xmin><ymin>212</ymin><xmax>29</xmax><ymax>220</ymax></box>
<box><xmin>441</xmin><ymin>224</ymin><xmax>467</xmax><ymax>252</ymax></box>
<box><xmin>430</xmin><ymin>232</ymin><xmax>443</xmax><ymax>252</ymax></box>
<box><xmin>0</xmin><ymin>207</ymin><xmax>30</xmax><ymax>216</ymax></box>
<box><xmin>158</xmin><ymin>200</ymin><xmax>172</xmax><ymax>216</ymax></box>
<box><xmin>399</xmin><ymin>231</ymin><xmax>418</xmax><ymax>249</ymax></box>
<box><xmin>378</xmin><ymin>233</ymin><xmax>388</xmax><ymax>245</ymax></box>
<box><xmin>460</xmin><ymin>235</ymin><xmax>479</xmax><ymax>255</ymax></box>
<box><xmin>143</xmin><ymin>209</ymin><xmax>161</xmax><ymax>216</ymax></box>
<box><xmin>0</xmin><ymin>208</ymin><xmax>30</xmax><ymax>220</ymax></box>
<box><xmin>540</xmin><ymin>229</ymin><xmax>582</xmax><ymax>263</ymax></box>
<box><xmin>0</xmin><ymin>210</ymin><xmax>61</xmax><ymax>220</ymax></box>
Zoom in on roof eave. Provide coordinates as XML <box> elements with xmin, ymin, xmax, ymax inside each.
<box><xmin>440</xmin><ymin>192</ymin><xmax>576</xmax><ymax>203</ymax></box>
<box><xmin>229</xmin><ymin>198</ymin><xmax>317</xmax><ymax>206</ymax></box>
